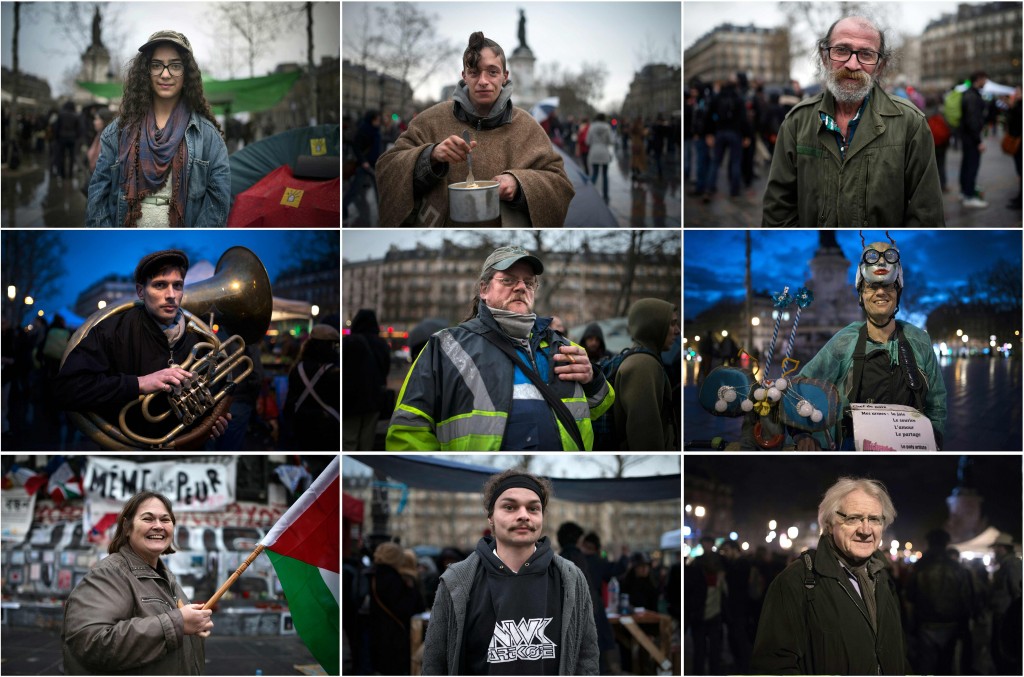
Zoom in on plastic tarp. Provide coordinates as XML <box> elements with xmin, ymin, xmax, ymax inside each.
<box><xmin>76</xmin><ymin>70</ymin><xmax>302</xmax><ymax>115</ymax></box>
<box><xmin>229</xmin><ymin>124</ymin><xmax>340</xmax><ymax>196</ymax></box>
<box><xmin>348</xmin><ymin>455</ymin><xmax>681</xmax><ymax>504</ymax></box>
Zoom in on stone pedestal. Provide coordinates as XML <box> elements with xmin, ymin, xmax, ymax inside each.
<box><xmin>508</xmin><ymin>45</ymin><xmax>537</xmax><ymax>111</ymax></box>
<box><xmin>75</xmin><ymin>44</ymin><xmax>113</xmax><ymax>105</ymax></box>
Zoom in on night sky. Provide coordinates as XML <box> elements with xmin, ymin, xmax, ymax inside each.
<box><xmin>6</xmin><ymin>230</ymin><xmax>319</xmax><ymax>320</ymax></box>
<box><xmin>685</xmin><ymin>455</ymin><xmax>1023</xmax><ymax>547</ymax></box>
<box><xmin>683</xmin><ymin>230</ymin><xmax>1023</xmax><ymax>321</ymax></box>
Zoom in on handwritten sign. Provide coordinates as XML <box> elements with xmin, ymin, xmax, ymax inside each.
<box><xmin>851</xmin><ymin>403</ymin><xmax>937</xmax><ymax>451</ymax></box>
<box><xmin>84</xmin><ymin>457</ymin><xmax>237</xmax><ymax>512</ymax></box>
<box><xmin>1</xmin><ymin>487</ymin><xmax>37</xmax><ymax>544</ymax></box>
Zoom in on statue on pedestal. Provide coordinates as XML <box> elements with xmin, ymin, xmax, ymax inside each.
<box><xmin>518</xmin><ymin>10</ymin><xmax>528</xmax><ymax>50</ymax></box>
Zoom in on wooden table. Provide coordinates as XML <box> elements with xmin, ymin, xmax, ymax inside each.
<box><xmin>609</xmin><ymin>610</ymin><xmax>676</xmax><ymax>674</ymax></box>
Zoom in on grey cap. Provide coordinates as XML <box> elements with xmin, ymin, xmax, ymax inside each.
<box><xmin>480</xmin><ymin>245</ymin><xmax>544</xmax><ymax>277</ymax></box>
<box><xmin>139</xmin><ymin>30</ymin><xmax>193</xmax><ymax>55</ymax></box>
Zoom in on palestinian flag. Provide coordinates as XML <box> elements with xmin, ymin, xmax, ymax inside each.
<box><xmin>260</xmin><ymin>456</ymin><xmax>340</xmax><ymax>674</ymax></box>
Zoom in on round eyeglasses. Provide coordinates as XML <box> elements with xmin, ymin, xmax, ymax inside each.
<box><xmin>150</xmin><ymin>61</ymin><xmax>184</xmax><ymax>77</ymax></box>
<box><xmin>862</xmin><ymin>248</ymin><xmax>899</xmax><ymax>265</ymax></box>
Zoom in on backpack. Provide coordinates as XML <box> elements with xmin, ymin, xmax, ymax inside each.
<box><xmin>943</xmin><ymin>88</ymin><xmax>963</xmax><ymax>129</ymax></box>
<box><xmin>927</xmin><ymin>114</ymin><xmax>951</xmax><ymax>147</ymax></box>
<box><xmin>592</xmin><ymin>346</ymin><xmax>662</xmax><ymax>449</ymax></box>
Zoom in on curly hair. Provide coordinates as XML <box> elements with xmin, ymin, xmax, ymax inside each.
<box><xmin>481</xmin><ymin>468</ymin><xmax>553</xmax><ymax>517</ymax></box>
<box><xmin>118</xmin><ymin>43</ymin><xmax>222</xmax><ymax>136</ymax></box>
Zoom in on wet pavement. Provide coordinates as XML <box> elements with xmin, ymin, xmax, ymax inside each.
<box><xmin>344</xmin><ymin>145</ymin><xmax>682</xmax><ymax>228</ymax></box>
<box><xmin>0</xmin><ymin>625</ymin><xmax>323</xmax><ymax>675</ymax></box>
<box><xmin>684</xmin><ymin>140</ymin><xmax>1023</xmax><ymax>228</ymax></box>
<box><xmin>684</xmin><ymin>356</ymin><xmax>1022</xmax><ymax>451</ymax></box>
<box><xmin>1</xmin><ymin>152</ymin><xmax>90</xmax><ymax>228</ymax></box>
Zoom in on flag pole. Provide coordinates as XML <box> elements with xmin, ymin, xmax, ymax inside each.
<box><xmin>201</xmin><ymin>544</ymin><xmax>265</xmax><ymax>610</ymax></box>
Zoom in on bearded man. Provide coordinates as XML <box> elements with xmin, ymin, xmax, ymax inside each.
<box><xmin>762</xmin><ymin>16</ymin><xmax>944</xmax><ymax>227</ymax></box>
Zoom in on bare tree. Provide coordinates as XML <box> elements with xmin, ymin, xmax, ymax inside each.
<box><xmin>281</xmin><ymin>230</ymin><xmax>340</xmax><ymax>272</ymax></box>
<box><xmin>7</xmin><ymin>2</ymin><xmax>21</xmax><ymax>167</ymax></box>
<box><xmin>536</xmin><ymin>62</ymin><xmax>608</xmax><ymax>118</ymax></box>
<box><xmin>373</xmin><ymin>4</ymin><xmax>459</xmax><ymax>115</ymax></box>
<box><xmin>778</xmin><ymin>1</ymin><xmax>901</xmax><ymax>76</ymax></box>
<box><xmin>341</xmin><ymin>3</ymin><xmax>385</xmax><ymax>116</ymax></box>
<box><xmin>632</xmin><ymin>32</ymin><xmax>669</xmax><ymax>70</ymax></box>
<box><xmin>1</xmin><ymin>231</ymin><xmax>68</xmax><ymax>329</ymax></box>
<box><xmin>45</xmin><ymin>3</ymin><xmax>130</xmax><ymax>90</ymax></box>
<box><xmin>215</xmin><ymin>3</ymin><xmax>305</xmax><ymax>78</ymax></box>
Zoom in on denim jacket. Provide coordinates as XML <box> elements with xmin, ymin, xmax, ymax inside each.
<box><xmin>86</xmin><ymin>111</ymin><xmax>230</xmax><ymax>227</ymax></box>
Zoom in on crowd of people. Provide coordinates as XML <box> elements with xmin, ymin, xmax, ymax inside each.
<box><xmin>685</xmin><ymin>479</ymin><xmax>1022</xmax><ymax>675</ymax></box>
<box><xmin>342</xmin><ymin>245</ymin><xmax>681</xmax><ymax>451</ymax></box>
<box><xmin>684</xmin><ymin>15</ymin><xmax>1023</xmax><ymax>222</ymax></box>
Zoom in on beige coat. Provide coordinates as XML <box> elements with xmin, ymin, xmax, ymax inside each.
<box><xmin>376</xmin><ymin>101</ymin><xmax>574</xmax><ymax>227</ymax></box>
<box><xmin>62</xmin><ymin>546</ymin><xmax>205</xmax><ymax>675</ymax></box>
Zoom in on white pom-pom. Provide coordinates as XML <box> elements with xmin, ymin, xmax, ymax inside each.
<box><xmin>740</xmin><ymin>399</ymin><xmax>754</xmax><ymax>412</ymax></box>
<box><xmin>754</xmin><ymin>388</ymin><xmax>766</xmax><ymax>401</ymax></box>
<box><xmin>811</xmin><ymin>409</ymin><xmax>823</xmax><ymax>423</ymax></box>
<box><xmin>723</xmin><ymin>389</ymin><xmax>737</xmax><ymax>402</ymax></box>
<box><xmin>797</xmin><ymin>400</ymin><xmax>813</xmax><ymax>417</ymax></box>
<box><xmin>767</xmin><ymin>387</ymin><xmax>781</xmax><ymax>401</ymax></box>
<box><xmin>714</xmin><ymin>399</ymin><xmax>728</xmax><ymax>412</ymax></box>
<box><xmin>775</xmin><ymin>378</ymin><xmax>788</xmax><ymax>391</ymax></box>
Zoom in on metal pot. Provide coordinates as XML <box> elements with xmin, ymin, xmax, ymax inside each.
<box><xmin>448</xmin><ymin>180</ymin><xmax>500</xmax><ymax>222</ymax></box>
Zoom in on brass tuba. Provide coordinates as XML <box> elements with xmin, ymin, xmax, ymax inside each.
<box><xmin>60</xmin><ymin>246</ymin><xmax>273</xmax><ymax>450</ymax></box>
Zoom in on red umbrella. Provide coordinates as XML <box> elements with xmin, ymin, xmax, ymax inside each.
<box><xmin>227</xmin><ymin>165</ymin><xmax>340</xmax><ymax>227</ymax></box>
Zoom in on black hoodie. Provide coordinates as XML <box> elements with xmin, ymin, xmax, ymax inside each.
<box><xmin>462</xmin><ymin>536</ymin><xmax>563</xmax><ymax>675</ymax></box>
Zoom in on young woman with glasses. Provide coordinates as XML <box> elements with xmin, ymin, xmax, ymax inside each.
<box><xmin>86</xmin><ymin>30</ymin><xmax>230</xmax><ymax>227</ymax></box>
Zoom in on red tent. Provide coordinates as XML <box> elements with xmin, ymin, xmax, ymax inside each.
<box><xmin>228</xmin><ymin>165</ymin><xmax>339</xmax><ymax>227</ymax></box>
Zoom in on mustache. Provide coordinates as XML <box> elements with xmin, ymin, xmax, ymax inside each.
<box><xmin>833</xmin><ymin>68</ymin><xmax>871</xmax><ymax>83</ymax></box>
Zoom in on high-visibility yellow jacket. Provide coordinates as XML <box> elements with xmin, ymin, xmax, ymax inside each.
<box><xmin>386</xmin><ymin>310</ymin><xmax>614</xmax><ymax>451</ymax></box>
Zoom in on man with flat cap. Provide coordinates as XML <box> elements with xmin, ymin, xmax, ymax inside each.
<box><xmin>386</xmin><ymin>245</ymin><xmax>614</xmax><ymax>451</ymax></box>
<box><xmin>56</xmin><ymin>249</ymin><xmax>229</xmax><ymax>447</ymax></box>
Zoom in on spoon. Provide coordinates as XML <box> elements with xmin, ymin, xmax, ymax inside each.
<box><xmin>461</xmin><ymin>130</ymin><xmax>475</xmax><ymax>185</ymax></box>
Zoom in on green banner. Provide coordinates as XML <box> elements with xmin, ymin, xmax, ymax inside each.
<box><xmin>76</xmin><ymin>70</ymin><xmax>302</xmax><ymax>115</ymax></box>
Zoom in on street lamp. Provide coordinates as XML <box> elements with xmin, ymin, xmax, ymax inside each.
<box><xmin>751</xmin><ymin>317</ymin><xmax>760</xmax><ymax>326</ymax></box>
<box><xmin>721</xmin><ymin>330</ymin><xmax>728</xmax><ymax>337</ymax></box>
<box><xmin>24</xmin><ymin>296</ymin><xmax>33</xmax><ymax>306</ymax></box>
<box><xmin>768</xmin><ymin>519</ymin><xmax>777</xmax><ymax>530</ymax></box>
<box><xmin>694</xmin><ymin>505</ymin><xmax>706</xmax><ymax>517</ymax></box>
<box><xmin>787</xmin><ymin>526</ymin><xmax>799</xmax><ymax>539</ymax></box>
<box><xmin>6</xmin><ymin>285</ymin><xmax>14</xmax><ymax>301</ymax></box>
<box><xmin>98</xmin><ymin>300</ymin><xmax>107</xmax><ymax>310</ymax></box>
<box><xmin>685</xmin><ymin>504</ymin><xmax>692</xmax><ymax>513</ymax></box>
<box><xmin>956</xmin><ymin>329</ymin><xmax>963</xmax><ymax>337</ymax></box>
<box><xmin>312</xmin><ymin>304</ymin><xmax>320</xmax><ymax>317</ymax></box>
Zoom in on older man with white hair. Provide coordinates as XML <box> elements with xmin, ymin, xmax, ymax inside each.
<box><xmin>762</xmin><ymin>15</ymin><xmax>944</xmax><ymax>227</ymax></box>
<box><xmin>751</xmin><ymin>477</ymin><xmax>910</xmax><ymax>674</ymax></box>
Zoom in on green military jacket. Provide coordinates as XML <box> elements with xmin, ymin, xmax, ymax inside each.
<box><xmin>762</xmin><ymin>83</ymin><xmax>944</xmax><ymax>228</ymax></box>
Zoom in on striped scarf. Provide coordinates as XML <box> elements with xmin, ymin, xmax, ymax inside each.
<box><xmin>118</xmin><ymin>100</ymin><xmax>190</xmax><ymax>227</ymax></box>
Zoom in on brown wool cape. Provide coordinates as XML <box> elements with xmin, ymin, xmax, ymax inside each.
<box><xmin>376</xmin><ymin>102</ymin><xmax>574</xmax><ymax>227</ymax></box>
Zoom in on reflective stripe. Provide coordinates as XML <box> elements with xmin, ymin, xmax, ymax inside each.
<box><xmin>585</xmin><ymin>381</ymin><xmax>609</xmax><ymax>408</ymax></box>
<box><xmin>512</xmin><ymin>383</ymin><xmax>544</xmax><ymax>400</ymax></box>
<box><xmin>439</xmin><ymin>331</ymin><xmax>495</xmax><ymax>411</ymax></box>
<box><xmin>437</xmin><ymin>411</ymin><xmax>507</xmax><ymax>444</ymax></box>
<box><xmin>566</xmin><ymin>399</ymin><xmax>590</xmax><ymax>420</ymax></box>
<box><xmin>391</xmin><ymin>405</ymin><xmax>433</xmax><ymax>429</ymax></box>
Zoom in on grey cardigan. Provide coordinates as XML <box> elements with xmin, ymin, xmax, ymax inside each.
<box><xmin>422</xmin><ymin>550</ymin><xmax>600</xmax><ymax>675</ymax></box>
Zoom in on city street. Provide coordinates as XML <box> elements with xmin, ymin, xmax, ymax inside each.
<box><xmin>684</xmin><ymin>356</ymin><xmax>1023</xmax><ymax>450</ymax></box>
<box><xmin>343</xmin><ymin>144</ymin><xmax>681</xmax><ymax>228</ymax></box>
<box><xmin>0</xmin><ymin>625</ymin><xmax>322</xmax><ymax>676</ymax></box>
<box><xmin>684</xmin><ymin>139</ymin><xmax>1023</xmax><ymax>228</ymax></box>
<box><xmin>1</xmin><ymin>151</ymin><xmax>89</xmax><ymax>228</ymax></box>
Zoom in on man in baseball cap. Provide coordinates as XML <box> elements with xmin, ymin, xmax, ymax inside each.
<box><xmin>386</xmin><ymin>245</ymin><xmax>614</xmax><ymax>451</ymax></box>
<box><xmin>56</xmin><ymin>249</ymin><xmax>230</xmax><ymax>446</ymax></box>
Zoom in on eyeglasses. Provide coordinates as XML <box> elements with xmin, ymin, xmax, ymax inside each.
<box><xmin>836</xmin><ymin>510</ymin><xmax>885</xmax><ymax>528</ymax></box>
<box><xmin>825</xmin><ymin>46</ymin><xmax>881</xmax><ymax>66</ymax></box>
<box><xmin>150</xmin><ymin>61</ymin><xmax>184</xmax><ymax>77</ymax></box>
<box><xmin>862</xmin><ymin>248</ymin><xmax>900</xmax><ymax>265</ymax></box>
<box><xmin>862</xmin><ymin>282</ymin><xmax>897</xmax><ymax>294</ymax></box>
<box><xmin>493</xmin><ymin>275</ymin><xmax>540</xmax><ymax>291</ymax></box>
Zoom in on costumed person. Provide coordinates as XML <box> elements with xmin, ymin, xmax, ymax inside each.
<box><xmin>54</xmin><ymin>249</ymin><xmax>230</xmax><ymax>448</ymax></box>
<box><xmin>62</xmin><ymin>491</ymin><xmax>212</xmax><ymax>675</ymax></box>
<box><xmin>375</xmin><ymin>31</ymin><xmax>574</xmax><ymax>227</ymax></box>
<box><xmin>792</xmin><ymin>234</ymin><xmax>946</xmax><ymax>450</ymax></box>
<box><xmin>86</xmin><ymin>30</ymin><xmax>230</xmax><ymax>227</ymax></box>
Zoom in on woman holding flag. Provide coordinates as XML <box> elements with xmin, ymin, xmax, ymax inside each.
<box><xmin>62</xmin><ymin>491</ymin><xmax>212</xmax><ymax>675</ymax></box>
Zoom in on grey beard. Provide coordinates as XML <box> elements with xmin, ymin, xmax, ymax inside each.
<box><xmin>825</xmin><ymin>72</ymin><xmax>873</xmax><ymax>105</ymax></box>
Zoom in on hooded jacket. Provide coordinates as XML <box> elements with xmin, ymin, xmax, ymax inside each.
<box><xmin>376</xmin><ymin>80</ymin><xmax>574</xmax><ymax>227</ymax></box>
<box><xmin>612</xmin><ymin>299</ymin><xmax>676</xmax><ymax>450</ymax></box>
<box><xmin>342</xmin><ymin>308</ymin><xmax>391</xmax><ymax>417</ymax></box>
<box><xmin>762</xmin><ymin>82</ymin><xmax>944</xmax><ymax>228</ymax></box>
<box><xmin>579</xmin><ymin>323</ymin><xmax>610</xmax><ymax>366</ymax></box>
<box><xmin>751</xmin><ymin>533</ymin><xmax>908</xmax><ymax>675</ymax></box>
<box><xmin>422</xmin><ymin>536</ymin><xmax>599</xmax><ymax>675</ymax></box>
<box><xmin>386</xmin><ymin>304</ymin><xmax>614</xmax><ymax>451</ymax></box>
<box><xmin>62</xmin><ymin>546</ymin><xmax>205</xmax><ymax>675</ymax></box>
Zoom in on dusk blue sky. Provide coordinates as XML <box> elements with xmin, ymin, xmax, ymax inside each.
<box><xmin>684</xmin><ymin>230</ymin><xmax>1023</xmax><ymax>322</ymax></box>
<box><xmin>8</xmin><ymin>230</ymin><xmax>314</xmax><ymax>321</ymax></box>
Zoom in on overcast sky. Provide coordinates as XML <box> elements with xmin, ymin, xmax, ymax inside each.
<box><xmin>342</xmin><ymin>1</ymin><xmax>680</xmax><ymax>112</ymax></box>
<box><xmin>343</xmin><ymin>453</ymin><xmax>680</xmax><ymax>480</ymax></box>
<box><xmin>1</xmin><ymin>1</ymin><xmax>340</xmax><ymax>97</ymax></box>
<box><xmin>684</xmin><ymin>1</ymin><xmax>967</xmax><ymax>86</ymax></box>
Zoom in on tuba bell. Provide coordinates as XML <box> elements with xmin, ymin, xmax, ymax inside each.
<box><xmin>60</xmin><ymin>246</ymin><xmax>273</xmax><ymax>450</ymax></box>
